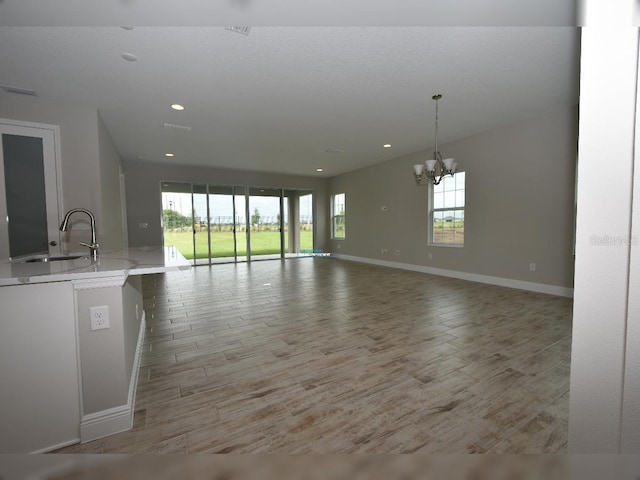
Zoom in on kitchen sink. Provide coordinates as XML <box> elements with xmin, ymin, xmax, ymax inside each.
<box><xmin>22</xmin><ymin>254</ymin><xmax>88</xmax><ymax>263</ymax></box>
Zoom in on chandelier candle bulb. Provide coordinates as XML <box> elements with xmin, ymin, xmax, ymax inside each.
<box><xmin>443</xmin><ymin>158</ymin><xmax>455</xmax><ymax>171</ymax></box>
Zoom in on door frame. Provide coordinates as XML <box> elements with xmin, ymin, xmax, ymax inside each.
<box><xmin>0</xmin><ymin>118</ymin><xmax>63</xmax><ymax>258</ymax></box>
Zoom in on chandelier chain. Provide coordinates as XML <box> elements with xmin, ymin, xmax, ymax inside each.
<box><xmin>434</xmin><ymin>96</ymin><xmax>439</xmax><ymax>156</ymax></box>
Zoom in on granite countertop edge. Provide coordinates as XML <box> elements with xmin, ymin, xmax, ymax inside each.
<box><xmin>0</xmin><ymin>246</ymin><xmax>191</xmax><ymax>287</ymax></box>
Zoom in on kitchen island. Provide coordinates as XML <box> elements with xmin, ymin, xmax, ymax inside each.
<box><xmin>0</xmin><ymin>246</ymin><xmax>190</xmax><ymax>453</ymax></box>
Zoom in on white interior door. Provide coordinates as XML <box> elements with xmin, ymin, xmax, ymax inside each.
<box><xmin>0</xmin><ymin>119</ymin><xmax>62</xmax><ymax>259</ymax></box>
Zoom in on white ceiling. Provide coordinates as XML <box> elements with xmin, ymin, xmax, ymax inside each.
<box><xmin>0</xmin><ymin>2</ymin><xmax>580</xmax><ymax>178</ymax></box>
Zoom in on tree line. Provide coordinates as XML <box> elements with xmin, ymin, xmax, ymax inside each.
<box><xmin>163</xmin><ymin>208</ymin><xmax>312</xmax><ymax>231</ymax></box>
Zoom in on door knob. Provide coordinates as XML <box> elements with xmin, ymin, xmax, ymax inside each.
<box><xmin>49</xmin><ymin>241</ymin><xmax>58</xmax><ymax>246</ymax></box>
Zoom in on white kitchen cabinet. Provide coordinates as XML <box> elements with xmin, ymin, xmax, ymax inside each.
<box><xmin>0</xmin><ymin>246</ymin><xmax>190</xmax><ymax>452</ymax></box>
<box><xmin>0</xmin><ymin>281</ymin><xmax>80</xmax><ymax>453</ymax></box>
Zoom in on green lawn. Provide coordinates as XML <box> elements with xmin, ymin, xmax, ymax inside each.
<box><xmin>164</xmin><ymin>229</ymin><xmax>313</xmax><ymax>259</ymax></box>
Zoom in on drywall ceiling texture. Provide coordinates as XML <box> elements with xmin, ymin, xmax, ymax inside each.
<box><xmin>0</xmin><ymin>27</ymin><xmax>579</xmax><ymax>178</ymax></box>
<box><xmin>0</xmin><ymin>0</ymin><xmax>578</xmax><ymax>27</ymax></box>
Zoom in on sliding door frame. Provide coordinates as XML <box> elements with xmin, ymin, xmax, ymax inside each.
<box><xmin>161</xmin><ymin>182</ymin><xmax>313</xmax><ymax>265</ymax></box>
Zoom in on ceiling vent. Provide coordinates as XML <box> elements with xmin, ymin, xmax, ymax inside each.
<box><xmin>325</xmin><ymin>147</ymin><xmax>345</xmax><ymax>154</ymax></box>
<box><xmin>163</xmin><ymin>123</ymin><xmax>192</xmax><ymax>134</ymax></box>
<box><xmin>0</xmin><ymin>85</ymin><xmax>38</xmax><ymax>97</ymax></box>
<box><xmin>225</xmin><ymin>26</ymin><xmax>251</xmax><ymax>36</ymax></box>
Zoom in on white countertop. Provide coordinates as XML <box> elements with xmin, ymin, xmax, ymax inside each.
<box><xmin>0</xmin><ymin>246</ymin><xmax>191</xmax><ymax>287</ymax></box>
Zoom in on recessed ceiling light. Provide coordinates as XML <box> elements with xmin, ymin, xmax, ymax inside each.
<box><xmin>383</xmin><ymin>144</ymin><xmax>392</xmax><ymax>148</ymax></box>
<box><xmin>165</xmin><ymin>153</ymin><xmax>174</xmax><ymax>157</ymax></box>
<box><xmin>316</xmin><ymin>168</ymin><xmax>323</xmax><ymax>172</ymax></box>
<box><xmin>121</xmin><ymin>52</ymin><xmax>138</xmax><ymax>62</ymax></box>
<box><xmin>171</xmin><ymin>104</ymin><xmax>185</xmax><ymax>111</ymax></box>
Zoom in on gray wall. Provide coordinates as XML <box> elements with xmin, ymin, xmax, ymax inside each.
<box><xmin>76</xmin><ymin>277</ymin><xmax>143</xmax><ymax>416</ymax></box>
<box><xmin>328</xmin><ymin>105</ymin><xmax>577</xmax><ymax>288</ymax></box>
<box><xmin>77</xmin><ymin>285</ymin><xmax>128</xmax><ymax>414</ymax></box>
<box><xmin>0</xmin><ymin>94</ymin><xmax>125</xmax><ymax>250</ymax></box>
<box><xmin>98</xmin><ymin>114</ymin><xmax>125</xmax><ymax>250</ymax></box>
<box><xmin>123</xmin><ymin>160</ymin><xmax>329</xmax><ymax>251</ymax></box>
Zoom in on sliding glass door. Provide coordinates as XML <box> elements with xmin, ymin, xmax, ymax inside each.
<box><xmin>208</xmin><ymin>186</ymin><xmax>236</xmax><ymax>262</ymax></box>
<box><xmin>282</xmin><ymin>196</ymin><xmax>289</xmax><ymax>254</ymax></box>
<box><xmin>283</xmin><ymin>189</ymin><xmax>314</xmax><ymax>256</ymax></box>
<box><xmin>161</xmin><ymin>182</ymin><xmax>313</xmax><ymax>264</ymax></box>
<box><xmin>298</xmin><ymin>192</ymin><xmax>314</xmax><ymax>253</ymax></box>
<box><xmin>192</xmin><ymin>184</ymin><xmax>209</xmax><ymax>265</ymax></box>
<box><xmin>248</xmin><ymin>187</ymin><xmax>284</xmax><ymax>260</ymax></box>
<box><xmin>161</xmin><ymin>182</ymin><xmax>194</xmax><ymax>262</ymax></box>
<box><xmin>233</xmin><ymin>187</ymin><xmax>248</xmax><ymax>262</ymax></box>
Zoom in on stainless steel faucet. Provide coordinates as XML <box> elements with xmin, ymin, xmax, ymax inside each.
<box><xmin>59</xmin><ymin>208</ymin><xmax>99</xmax><ymax>260</ymax></box>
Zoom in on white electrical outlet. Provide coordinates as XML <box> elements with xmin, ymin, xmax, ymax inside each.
<box><xmin>381</xmin><ymin>248</ymin><xmax>388</xmax><ymax>254</ymax></box>
<box><xmin>529</xmin><ymin>263</ymin><xmax>536</xmax><ymax>272</ymax></box>
<box><xmin>90</xmin><ymin>305</ymin><xmax>110</xmax><ymax>331</ymax></box>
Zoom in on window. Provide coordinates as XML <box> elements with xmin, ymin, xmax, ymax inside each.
<box><xmin>430</xmin><ymin>172</ymin><xmax>465</xmax><ymax>246</ymax></box>
<box><xmin>332</xmin><ymin>193</ymin><xmax>346</xmax><ymax>239</ymax></box>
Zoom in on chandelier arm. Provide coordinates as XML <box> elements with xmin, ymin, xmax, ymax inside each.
<box><xmin>415</xmin><ymin>169</ymin><xmax>453</xmax><ymax>186</ymax></box>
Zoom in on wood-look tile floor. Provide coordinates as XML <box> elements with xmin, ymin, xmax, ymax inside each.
<box><xmin>55</xmin><ymin>258</ymin><xmax>572</xmax><ymax>454</ymax></box>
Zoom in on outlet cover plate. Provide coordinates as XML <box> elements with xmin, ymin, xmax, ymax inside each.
<box><xmin>90</xmin><ymin>305</ymin><xmax>110</xmax><ymax>331</ymax></box>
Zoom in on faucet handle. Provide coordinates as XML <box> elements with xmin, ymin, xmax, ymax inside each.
<box><xmin>79</xmin><ymin>241</ymin><xmax>100</xmax><ymax>261</ymax></box>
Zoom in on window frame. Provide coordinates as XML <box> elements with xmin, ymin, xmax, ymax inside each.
<box><xmin>428</xmin><ymin>172</ymin><xmax>465</xmax><ymax>247</ymax></box>
<box><xmin>331</xmin><ymin>193</ymin><xmax>346</xmax><ymax>239</ymax></box>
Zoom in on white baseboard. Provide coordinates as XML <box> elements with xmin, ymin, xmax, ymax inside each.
<box><xmin>80</xmin><ymin>405</ymin><xmax>135</xmax><ymax>442</ymax></box>
<box><xmin>32</xmin><ymin>437</ymin><xmax>81</xmax><ymax>454</ymax></box>
<box><xmin>332</xmin><ymin>254</ymin><xmax>574</xmax><ymax>298</ymax></box>
<box><xmin>80</xmin><ymin>312</ymin><xmax>146</xmax><ymax>443</ymax></box>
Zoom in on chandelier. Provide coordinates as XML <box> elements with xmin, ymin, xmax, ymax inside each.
<box><xmin>413</xmin><ymin>94</ymin><xmax>457</xmax><ymax>186</ymax></box>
